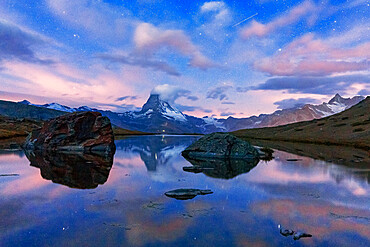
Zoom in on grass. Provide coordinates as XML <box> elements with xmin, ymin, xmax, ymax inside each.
<box><xmin>0</xmin><ymin>115</ymin><xmax>42</xmax><ymax>139</ymax></box>
<box><xmin>233</xmin><ymin>97</ymin><xmax>370</xmax><ymax>150</ymax></box>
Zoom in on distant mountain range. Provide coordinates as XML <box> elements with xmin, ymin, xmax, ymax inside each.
<box><xmin>18</xmin><ymin>100</ymin><xmax>94</xmax><ymax>113</ymax></box>
<box><xmin>233</xmin><ymin>96</ymin><xmax>370</xmax><ymax>150</ymax></box>
<box><xmin>0</xmin><ymin>93</ymin><xmax>365</xmax><ymax>134</ymax></box>
<box><xmin>222</xmin><ymin>93</ymin><xmax>365</xmax><ymax>131</ymax></box>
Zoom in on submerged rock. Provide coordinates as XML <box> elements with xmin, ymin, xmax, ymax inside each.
<box><xmin>25</xmin><ymin>150</ymin><xmax>114</xmax><ymax>189</ymax></box>
<box><xmin>293</xmin><ymin>232</ymin><xmax>313</xmax><ymax>240</ymax></box>
<box><xmin>182</xmin><ymin>133</ymin><xmax>259</xmax><ymax>160</ymax></box>
<box><xmin>278</xmin><ymin>225</ymin><xmax>294</xmax><ymax>237</ymax></box>
<box><xmin>164</xmin><ymin>189</ymin><xmax>213</xmax><ymax>200</ymax></box>
<box><xmin>23</xmin><ymin>111</ymin><xmax>115</xmax><ymax>153</ymax></box>
<box><xmin>278</xmin><ymin>225</ymin><xmax>312</xmax><ymax>240</ymax></box>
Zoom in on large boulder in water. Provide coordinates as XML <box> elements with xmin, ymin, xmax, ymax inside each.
<box><xmin>23</xmin><ymin>111</ymin><xmax>115</xmax><ymax>153</ymax></box>
<box><xmin>182</xmin><ymin>132</ymin><xmax>259</xmax><ymax>160</ymax></box>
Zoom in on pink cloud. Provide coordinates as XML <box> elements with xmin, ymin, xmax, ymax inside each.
<box><xmin>240</xmin><ymin>0</ymin><xmax>323</xmax><ymax>39</ymax></box>
<box><xmin>0</xmin><ymin>60</ymin><xmax>155</xmax><ymax>111</ymax></box>
<box><xmin>134</xmin><ymin>23</ymin><xmax>218</xmax><ymax>70</ymax></box>
<box><xmin>254</xmin><ymin>33</ymin><xmax>370</xmax><ymax>76</ymax></box>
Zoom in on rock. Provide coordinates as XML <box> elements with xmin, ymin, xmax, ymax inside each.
<box><xmin>293</xmin><ymin>232</ymin><xmax>312</xmax><ymax>240</ymax></box>
<box><xmin>164</xmin><ymin>189</ymin><xmax>213</xmax><ymax>200</ymax></box>
<box><xmin>182</xmin><ymin>133</ymin><xmax>259</xmax><ymax>160</ymax></box>
<box><xmin>278</xmin><ymin>225</ymin><xmax>312</xmax><ymax>240</ymax></box>
<box><xmin>278</xmin><ymin>225</ymin><xmax>294</xmax><ymax>237</ymax></box>
<box><xmin>183</xmin><ymin>157</ymin><xmax>258</xmax><ymax>179</ymax></box>
<box><xmin>23</xmin><ymin>111</ymin><xmax>116</xmax><ymax>153</ymax></box>
<box><xmin>25</xmin><ymin>150</ymin><xmax>114</xmax><ymax>189</ymax></box>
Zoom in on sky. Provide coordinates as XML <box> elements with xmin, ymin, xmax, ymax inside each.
<box><xmin>0</xmin><ymin>0</ymin><xmax>369</xmax><ymax>118</ymax></box>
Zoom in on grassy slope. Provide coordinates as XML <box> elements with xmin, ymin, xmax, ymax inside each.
<box><xmin>112</xmin><ymin>126</ymin><xmax>151</xmax><ymax>136</ymax></box>
<box><xmin>0</xmin><ymin>115</ymin><xmax>43</xmax><ymax>139</ymax></box>
<box><xmin>233</xmin><ymin>97</ymin><xmax>370</xmax><ymax>149</ymax></box>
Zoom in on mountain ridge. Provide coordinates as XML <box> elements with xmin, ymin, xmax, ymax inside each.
<box><xmin>233</xmin><ymin>96</ymin><xmax>370</xmax><ymax>149</ymax></box>
<box><xmin>0</xmin><ymin>93</ymin><xmax>365</xmax><ymax>134</ymax></box>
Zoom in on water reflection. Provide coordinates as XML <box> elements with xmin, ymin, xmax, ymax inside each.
<box><xmin>183</xmin><ymin>157</ymin><xmax>259</xmax><ymax>179</ymax></box>
<box><xmin>0</xmin><ymin>136</ymin><xmax>369</xmax><ymax>247</ymax></box>
<box><xmin>115</xmin><ymin>135</ymin><xmax>199</xmax><ymax>171</ymax></box>
<box><xmin>245</xmin><ymin>139</ymin><xmax>370</xmax><ymax>184</ymax></box>
<box><xmin>24</xmin><ymin>151</ymin><xmax>114</xmax><ymax>189</ymax></box>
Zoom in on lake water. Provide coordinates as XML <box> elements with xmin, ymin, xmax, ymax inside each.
<box><xmin>0</xmin><ymin>135</ymin><xmax>369</xmax><ymax>246</ymax></box>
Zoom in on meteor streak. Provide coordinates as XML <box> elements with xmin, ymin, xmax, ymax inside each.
<box><xmin>232</xmin><ymin>13</ymin><xmax>258</xmax><ymax>27</ymax></box>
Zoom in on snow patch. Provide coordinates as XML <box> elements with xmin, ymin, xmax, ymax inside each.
<box><xmin>327</xmin><ymin>102</ymin><xmax>347</xmax><ymax>114</ymax></box>
<box><xmin>202</xmin><ymin>117</ymin><xmax>225</xmax><ymax>129</ymax></box>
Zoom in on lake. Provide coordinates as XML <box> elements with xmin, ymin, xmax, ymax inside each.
<box><xmin>0</xmin><ymin>135</ymin><xmax>369</xmax><ymax>246</ymax></box>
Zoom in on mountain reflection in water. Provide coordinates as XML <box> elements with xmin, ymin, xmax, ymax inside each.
<box><xmin>0</xmin><ymin>135</ymin><xmax>369</xmax><ymax>247</ymax></box>
<box><xmin>115</xmin><ymin>135</ymin><xmax>200</xmax><ymax>172</ymax></box>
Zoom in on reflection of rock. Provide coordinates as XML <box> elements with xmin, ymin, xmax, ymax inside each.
<box><xmin>25</xmin><ymin>151</ymin><xmax>114</xmax><ymax>189</ymax></box>
<box><xmin>165</xmin><ymin>189</ymin><xmax>213</xmax><ymax>200</ymax></box>
<box><xmin>182</xmin><ymin>133</ymin><xmax>259</xmax><ymax>159</ymax></box>
<box><xmin>24</xmin><ymin>112</ymin><xmax>116</xmax><ymax>153</ymax></box>
<box><xmin>183</xmin><ymin>157</ymin><xmax>259</xmax><ymax>179</ymax></box>
<box><xmin>182</xmin><ymin>166</ymin><xmax>214</xmax><ymax>174</ymax></box>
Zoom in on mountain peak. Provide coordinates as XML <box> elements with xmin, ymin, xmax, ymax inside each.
<box><xmin>139</xmin><ymin>94</ymin><xmax>187</xmax><ymax>122</ymax></box>
<box><xmin>141</xmin><ymin>94</ymin><xmax>163</xmax><ymax>112</ymax></box>
<box><xmin>328</xmin><ymin>93</ymin><xmax>345</xmax><ymax>104</ymax></box>
<box><xmin>18</xmin><ymin>100</ymin><xmax>31</xmax><ymax>105</ymax></box>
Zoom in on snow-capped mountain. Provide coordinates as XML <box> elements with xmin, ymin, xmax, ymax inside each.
<box><xmin>99</xmin><ymin>94</ymin><xmax>224</xmax><ymax>134</ymax></box>
<box><xmin>135</xmin><ymin>94</ymin><xmax>187</xmax><ymax>122</ymax></box>
<box><xmin>221</xmin><ymin>94</ymin><xmax>365</xmax><ymax>131</ymax></box>
<box><xmin>18</xmin><ymin>100</ymin><xmax>94</xmax><ymax>113</ymax></box>
<box><xmin>15</xmin><ymin>93</ymin><xmax>365</xmax><ymax>134</ymax></box>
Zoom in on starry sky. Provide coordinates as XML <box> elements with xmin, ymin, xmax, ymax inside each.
<box><xmin>0</xmin><ymin>0</ymin><xmax>369</xmax><ymax>118</ymax></box>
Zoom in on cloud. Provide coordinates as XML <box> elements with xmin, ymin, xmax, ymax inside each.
<box><xmin>220</xmin><ymin>111</ymin><xmax>235</xmax><ymax>117</ymax></box>
<box><xmin>116</xmin><ymin>95</ymin><xmax>138</xmax><ymax>102</ymax></box>
<box><xmin>151</xmin><ymin>84</ymin><xmax>191</xmax><ymax>103</ymax></box>
<box><xmin>0</xmin><ymin>61</ymin><xmax>147</xmax><ymax>112</ymax></box>
<box><xmin>0</xmin><ymin>21</ymin><xmax>53</xmax><ymax>64</ymax></box>
<box><xmin>254</xmin><ymin>74</ymin><xmax>370</xmax><ymax>95</ymax></box>
<box><xmin>240</xmin><ymin>0</ymin><xmax>325</xmax><ymax>39</ymax></box>
<box><xmin>357</xmin><ymin>88</ymin><xmax>370</xmax><ymax>96</ymax></box>
<box><xmin>177</xmin><ymin>105</ymin><xmax>212</xmax><ymax>113</ymax></box>
<box><xmin>97</xmin><ymin>53</ymin><xmax>180</xmax><ymax>76</ymax></box>
<box><xmin>273</xmin><ymin>97</ymin><xmax>321</xmax><ymax>109</ymax></box>
<box><xmin>199</xmin><ymin>1</ymin><xmax>232</xmax><ymax>41</ymax></box>
<box><xmin>97</xmin><ymin>102</ymin><xmax>141</xmax><ymax>112</ymax></box>
<box><xmin>206</xmin><ymin>85</ymin><xmax>232</xmax><ymax>101</ymax></box>
<box><xmin>254</xmin><ymin>33</ymin><xmax>370</xmax><ymax>77</ymax></box>
<box><xmin>200</xmin><ymin>1</ymin><xmax>225</xmax><ymax>12</ymax></box>
<box><xmin>186</xmin><ymin>95</ymin><xmax>199</xmax><ymax>101</ymax></box>
<box><xmin>221</xmin><ymin>101</ymin><xmax>235</xmax><ymax>105</ymax></box>
<box><xmin>134</xmin><ymin>23</ymin><xmax>218</xmax><ymax>70</ymax></box>
<box><xmin>236</xmin><ymin>87</ymin><xmax>250</xmax><ymax>93</ymax></box>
